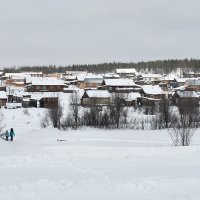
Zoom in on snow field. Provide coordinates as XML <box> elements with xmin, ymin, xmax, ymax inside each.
<box><xmin>0</xmin><ymin>108</ymin><xmax>200</xmax><ymax>200</ymax></box>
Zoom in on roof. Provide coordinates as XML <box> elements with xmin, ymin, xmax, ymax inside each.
<box><xmin>186</xmin><ymin>79</ymin><xmax>200</xmax><ymax>86</ymax></box>
<box><xmin>116</xmin><ymin>68</ymin><xmax>136</xmax><ymax>74</ymax></box>
<box><xmin>31</xmin><ymin>79</ymin><xmax>65</xmax><ymax>86</ymax></box>
<box><xmin>175</xmin><ymin>78</ymin><xmax>188</xmax><ymax>83</ymax></box>
<box><xmin>104</xmin><ymin>79</ymin><xmax>135</xmax><ymax>87</ymax></box>
<box><xmin>176</xmin><ymin>91</ymin><xmax>199</xmax><ymax>98</ymax></box>
<box><xmin>103</xmin><ymin>73</ymin><xmax>120</xmax><ymax>78</ymax></box>
<box><xmin>4</xmin><ymin>73</ymin><xmax>31</xmax><ymax>79</ymax></box>
<box><xmin>142</xmin><ymin>85</ymin><xmax>166</xmax><ymax>95</ymax></box>
<box><xmin>142</xmin><ymin>74</ymin><xmax>162</xmax><ymax>78</ymax></box>
<box><xmin>84</xmin><ymin>75</ymin><xmax>103</xmax><ymax>84</ymax></box>
<box><xmin>85</xmin><ymin>90</ymin><xmax>111</xmax><ymax>98</ymax></box>
<box><xmin>65</xmin><ymin>71</ymin><xmax>87</xmax><ymax>75</ymax></box>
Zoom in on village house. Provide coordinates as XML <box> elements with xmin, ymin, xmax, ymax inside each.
<box><xmin>115</xmin><ymin>68</ymin><xmax>137</xmax><ymax>78</ymax></box>
<box><xmin>81</xmin><ymin>90</ymin><xmax>111</xmax><ymax>106</ymax></box>
<box><xmin>65</xmin><ymin>71</ymin><xmax>88</xmax><ymax>76</ymax></box>
<box><xmin>101</xmin><ymin>79</ymin><xmax>141</xmax><ymax>93</ymax></box>
<box><xmin>4</xmin><ymin>74</ymin><xmax>27</xmax><ymax>87</ymax></box>
<box><xmin>78</xmin><ymin>75</ymin><xmax>104</xmax><ymax>89</ymax></box>
<box><xmin>172</xmin><ymin>90</ymin><xmax>199</xmax><ymax>105</ymax></box>
<box><xmin>182</xmin><ymin>72</ymin><xmax>200</xmax><ymax>78</ymax></box>
<box><xmin>142</xmin><ymin>74</ymin><xmax>162</xmax><ymax>84</ymax></box>
<box><xmin>185</xmin><ymin>79</ymin><xmax>200</xmax><ymax>91</ymax></box>
<box><xmin>103</xmin><ymin>73</ymin><xmax>120</xmax><ymax>79</ymax></box>
<box><xmin>142</xmin><ymin>85</ymin><xmax>168</xmax><ymax>100</ymax></box>
<box><xmin>26</xmin><ymin>79</ymin><xmax>66</xmax><ymax>92</ymax></box>
<box><xmin>175</xmin><ymin>78</ymin><xmax>188</xmax><ymax>87</ymax></box>
<box><xmin>159</xmin><ymin>75</ymin><xmax>178</xmax><ymax>89</ymax></box>
<box><xmin>22</xmin><ymin>72</ymin><xmax>43</xmax><ymax>77</ymax></box>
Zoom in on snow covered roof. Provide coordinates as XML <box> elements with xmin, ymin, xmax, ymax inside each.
<box><xmin>103</xmin><ymin>73</ymin><xmax>120</xmax><ymax>78</ymax></box>
<box><xmin>104</xmin><ymin>79</ymin><xmax>135</xmax><ymax>87</ymax></box>
<box><xmin>116</xmin><ymin>68</ymin><xmax>136</xmax><ymax>74</ymax></box>
<box><xmin>186</xmin><ymin>79</ymin><xmax>200</xmax><ymax>86</ymax></box>
<box><xmin>65</xmin><ymin>71</ymin><xmax>87</xmax><ymax>75</ymax></box>
<box><xmin>142</xmin><ymin>74</ymin><xmax>162</xmax><ymax>78</ymax></box>
<box><xmin>176</xmin><ymin>91</ymin><xmax>199</xmax><ymax>98</ymax></box>
<box><xmin>84</xmin><ymin>75</ymin><xmax>103</xmax><ymax>84</ymax></box>
<box><xmin>64</xmin><ymin>75</ymin><xmax>77</xmax><ymax>80</ymax></box>
<box><xmin>76</xmin><ymin>74</ymin><xmax>87</xmax><ymax>81</ymax></box>
<box><xmin>174</xmin><ymin>86</ymin><xmax>186</xmax><ymax>91</ymax></box>
<box><xmin>0</xmin><ymin>91</ymin><xmax>7</xmax><ymax>99</ymax></box>
<box><xmin>30</xmin><ymin>92</ymin><xmax>60</xmax><ymax>100</ymax></box>
<box><xmin>22</xmin><ymin>71</ymin><xmax>43</xmax><ymax>75</ymax></box>
<box><xmin>5</xmin><ymin>73</ymin><xmax>31</xmax><ymax>79</ymax></box>
<box><xmin>175</xmin><ymin>78</ymin><xmax>188</xmax><ymax>83</ymax></box>
<box><xmin>142</xmin><ymin>85</ymin><xmax>166</xmax><ymax>95</ymax></box>
<box><xmin>161</xmin><ymin>74</ymin><xmax>177</xmax><ymax>81</ymax></box>
<box><xmin>31</xmin><ymin>79</ymin><xmax>65</xmax><ymax>86</ymax></box>
<box><xmin>85</xmin><ymin>90</ymin><xmax>111</xmax><ymax>98</ymax></box>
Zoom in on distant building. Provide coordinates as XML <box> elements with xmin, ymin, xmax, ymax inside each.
<box><xmin>81</xmin><ymin>90</ymin><xmax>111</xmax><ymax>106</ymax></box>
<box><xmin>26</xmin><ymin>79</ymin><xmax>66</xmax><ymax>92</ymax></box>
<box><xmin>115</xmin><ymin>68</ymin><xmax>136</xmax><ymax>78</ymax></box>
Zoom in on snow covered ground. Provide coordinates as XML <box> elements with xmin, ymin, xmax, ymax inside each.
<box><xmin>0</xmin><ymin>108</ymin><xmax>200</xmax><ymax>200</ymax></box>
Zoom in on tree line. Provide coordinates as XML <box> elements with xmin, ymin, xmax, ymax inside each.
<box><xmin>3</xmin><ymin>58</ymin><xmax>200</xmax><ymax>74</ymax></box>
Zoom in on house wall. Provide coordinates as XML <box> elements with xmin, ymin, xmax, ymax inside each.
<box><xmin>27</xmin><ymin>85</ymin><xmax>64</xmax><ymax>92</ymax></box>
<box><xmin>40</xmin><ymin>98</ymin><xmax>58</xmax><ymax>108</ymax></box>
<box><xmin>186</xmin><ymin>85</ymin><xmax>200</xmax><ymax>91</ymax></box>
<box><xmin>82</xmin><ymin>98</ymin><xmax>110</xmax><ymax>106</ymax></box>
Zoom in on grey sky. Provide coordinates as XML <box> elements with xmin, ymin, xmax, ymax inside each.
<box><xmin>0</xmin><ymin>0</ymin><xmax>199</xmax><ymax>67</ymax></box>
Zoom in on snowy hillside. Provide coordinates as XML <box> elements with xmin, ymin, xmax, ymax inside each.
<box><xmin>0</xmin><ymin>108</ymin><xmax>200</xmax><ymax>200</ymax></box>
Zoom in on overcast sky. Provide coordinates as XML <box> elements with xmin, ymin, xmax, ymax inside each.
<box><xmin>0</xmin><ymin>0</ymin><xmax>199</xmax><ymax>67</ymax></box>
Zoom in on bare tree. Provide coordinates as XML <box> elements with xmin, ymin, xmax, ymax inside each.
<box><xmin>69</xmin><ymin>91</ymin><xmax>80</xmax><ymax>129</ymax></box>
<box><xmin>110</xmin><ymin>93</ymin><xmax>124</xmax><ymax>128</ymax></box>
<box><xmin>47</xmin><ymin>100</ymin><xmax>63</xmax><ymax>129</ymax></box>
<box><xmin>159</xmin><ymin>97</ymin><xmax>171</xmax><ymax>128</ymax></box>
<box><xmin>169</xmin><ymin>97</ymin><xmax>199</xmax><ymax>146</ymax></box>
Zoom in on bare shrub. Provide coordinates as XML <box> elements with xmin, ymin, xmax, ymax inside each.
<box><xmin>40</xmin><ymin>113</ymin><xmax>50</xmax><ymax>128</ymax></box>
<box><xmin>23</xmin><ymin>108</ymin><xmax>30</xmax><ymax>116</ymax></box>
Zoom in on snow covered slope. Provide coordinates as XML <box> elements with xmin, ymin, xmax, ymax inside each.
<box><xmin>0</xmin><ymin>108</ymin><xmax>200</xmax><ymax>200</ymax></box>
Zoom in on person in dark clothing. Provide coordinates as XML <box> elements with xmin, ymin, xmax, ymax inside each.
<box><xmin>10</xmin><ymin>128</ymin><xmax>15</xmax><ymax>141</ymax></box>
<box><xmin>5</xmin><ymin>130</ymin><xmax>9</xmax><ymax>141</ymax></box>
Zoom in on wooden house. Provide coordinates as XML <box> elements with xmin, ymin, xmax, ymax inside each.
<box><xmin>26</xmin><ymin>79</ymin><xmax>66</xmax><ymax>92</ymax></box>
<box><xmin>79</xmin><ymin>75</ymin><xmax>103</xmax><ymax>89</ymax></box>
<box><xmin>142</xmin><ymin>85</ymin><xmax>168</xmax><ymax>99</ymax></box>
<box><xmin>102</xmin><ymin>79</ymin><xmax>141</xmax><ymax>93</ymax></box>
<box><xmin>142</xmin><ymin>74</ymin><xmax>162</xmax><ymax>84</ymax></box>
<box><xmin>172</xmin><ymin>90</ymin><xmax>199</xmax><ymax>105</ymax></box>
<box><xmin>81</xmin><ymin>90</ymin><xmax>111</xmax><ymax>106</ymax></box>
<box><xmin>185</xmin><ymin>79</ymin><xmax>200</xmax><ymax>91</ymax></box>
<box><xmin>115</xmin><ymin>68</ymin><xmax>136</xmax><ymax>78</ymax></box>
